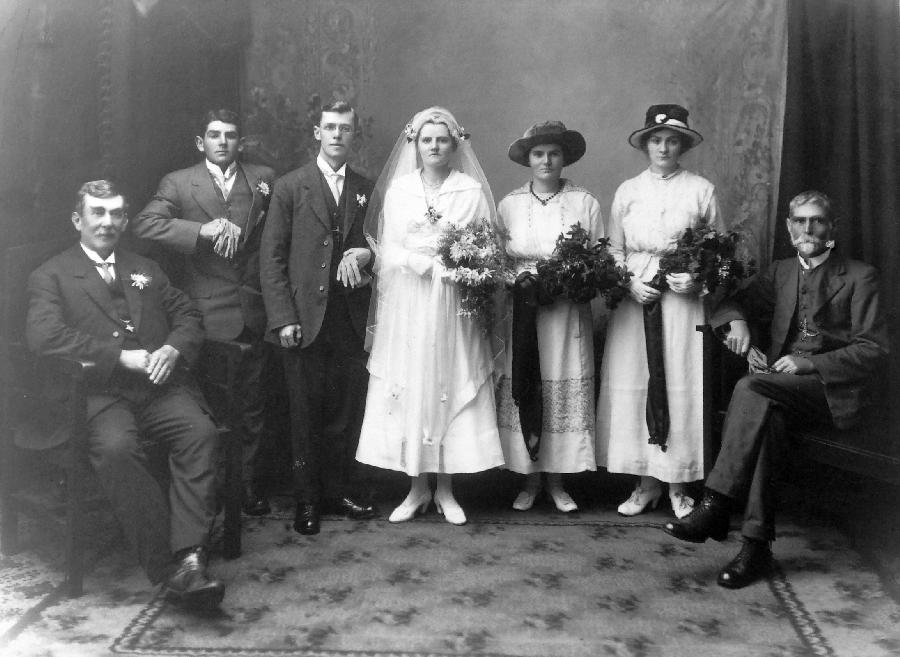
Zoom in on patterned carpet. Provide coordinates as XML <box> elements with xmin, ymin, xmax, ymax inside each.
<box><xmin>2</xmin><ymin>496</ymin><xmax>899</xmax><ymax>657</ymax></box>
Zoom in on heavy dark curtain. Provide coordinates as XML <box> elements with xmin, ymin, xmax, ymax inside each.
<box><xmin>777</xmin><ymin>0</ymin><xmax>899</xmax><ymax>436</ymax></box>
<box><xmin>122</xmin><ymin>0</ymin><xmax>250</xmax><ymax>213</ymax></box>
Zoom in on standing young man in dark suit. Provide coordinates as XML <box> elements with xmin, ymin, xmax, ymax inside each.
<box><xmin>131</xmin><ymin>110</ymin><xmax>276</xmax><ymax>515</ymax></box>
<box><xmin>260</xmin><ymin>100</ymin><xmax>376</xmax><ymax>534</ymax></box>
<box><xmin>664</xmin><ymin>191</ymin><xmax>889</xmax><ymax>588</ymax></box>
<box><xmin>27</xmin><ymin>180</ymin><xmax>225</xmax><ymax>608</ymax></box>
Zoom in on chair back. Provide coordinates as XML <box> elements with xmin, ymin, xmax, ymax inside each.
<box><xmin>2</xmin><ymin>239</ymin><xmax>79</xmax><ymax>450</ymax></box>
<box><xmin>2</xmin><ymin>239</ymin><xmax>73</xmax><ymax>345</ymax></box>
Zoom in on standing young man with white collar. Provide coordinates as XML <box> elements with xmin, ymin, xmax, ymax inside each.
<box><xmin>260</xmin><ymin>100</ymin><xmax>377</xmax><ymax>535</ymax></box>
<box><xmin>131</xmin><ymin>109</ymin><xmax>276</xmax><ymax>516</ymax></box>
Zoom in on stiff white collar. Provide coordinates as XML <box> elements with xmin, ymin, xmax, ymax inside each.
<box><xmin>80</xmin><ymin>243</ymin><xmax>115</xmax><ymax>265</ymax></box>
<box><xmin>317</xmin><ymin>153</ymin><xmax>346</xmax><ymax>179</ymax></box>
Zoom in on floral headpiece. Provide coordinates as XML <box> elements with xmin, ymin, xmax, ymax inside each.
<box><xmin>404</xmin><ymin>115</ymin><xmax>471</xmax><ymax>143</ymax></box>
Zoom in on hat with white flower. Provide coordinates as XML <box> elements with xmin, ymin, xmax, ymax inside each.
<box><xmin>627</xmin><ymin>104</ymin><xmax>703</xmax><ymax>151</ymax></box>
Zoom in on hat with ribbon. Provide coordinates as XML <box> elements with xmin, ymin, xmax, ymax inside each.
<box><xmin>627</xmin><ymin>104</ymin><xmax>703</xmax><ymax>150</ymax></box>
<box><xmin>508</xmin><ymin>121</ymin><xmax>587</xmax><ymax>167</ymax></box>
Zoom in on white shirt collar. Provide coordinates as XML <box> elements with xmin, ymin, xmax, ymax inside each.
<box><xmin>798</xmin><ymin>248</ymin><xmax>832</xmax><ymax>270</ymax></box>
<box><xmin>80</xmin><ymin>243</ymin><xmax>115</xmax><ymax>265</ymax></box>
<box><xmin>317</xmin><ymin>153</ymin><xmax>346</xmax><ymax>179</ymax></box>
<box><xmin>205</xmin><ymin>158</ymin><xmax>237</xmax><ymax>182</ymax></box>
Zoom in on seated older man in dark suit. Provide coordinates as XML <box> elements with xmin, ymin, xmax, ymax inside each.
<box><xmin>26</xmin><ymin>180</ymin><xmax>225</xmax><ymax>608</ymax></box>
<box><xmin>664</xmin><ymin>190</ymin><xmax>889</xmax><ymax>588</ymax></box>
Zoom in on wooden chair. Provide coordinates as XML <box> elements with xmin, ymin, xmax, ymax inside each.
<box><xmin>0</xmin><ymin>241</ymin><xmax>246</xmax><ymax>597</ymax></box>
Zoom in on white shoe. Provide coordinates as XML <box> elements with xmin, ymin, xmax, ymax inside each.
<box><xmin>388</xmin><ymin>490</ymin><xmax>431</xmax><ymax>523</ymax></box>
<box><xmin>512</xmin><ymin>489</ymin><xmax>538</xmax><ymax>511</ymax></box>
<box><xmin>669</xmin><ymin>490</ymin><xmax>695</xmax><ymax>519</ymax></box>
<box><xmin>434</xmin><ymin>492</ymin><xmax>467</xmax><ymax>525</ymax></box>
<box><xmin>617</xmin><ymin>483</ymin><xmax>662</xmax><ymax>516</ymax></box>
<box><xmin>548</xmin><ymin>487</ymin><xmax>578</xmax><ymax>513</ymax></box>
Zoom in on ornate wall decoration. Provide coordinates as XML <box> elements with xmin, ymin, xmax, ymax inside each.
<box><xmin>243</xmin><ymin>1</ymin><xmax>377</xmax><ymax>176</ymax></box>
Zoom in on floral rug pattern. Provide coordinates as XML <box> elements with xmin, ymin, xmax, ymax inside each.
<box><xmin>2</xmin><ymin>509</ymin><xmax>899</xmax><ymax>657</ymax></box>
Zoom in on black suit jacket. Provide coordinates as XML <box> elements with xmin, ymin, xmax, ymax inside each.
<box><xmin>710</xmin><ymin>252</ymin><xmax>889</xmax><ymax>428</ymax></box>
<box><xmin>260</xmin><ymin>161</ymin><xmax>375</xmax><ymax>347</ymax></box>
<box><xmin>25</xmin><ymin>245</ymin><xmax>205</xmax><ymax>444</ymax></box>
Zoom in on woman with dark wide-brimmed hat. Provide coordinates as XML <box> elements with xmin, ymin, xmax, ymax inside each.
<box><xmin>494</xmin><ymin>121</ymin><xmax>603</xmax><ymax>513</ymax></box>
<box><xmin>595</xmin><ymin>104</ymin><xmax>722</xmax><ymax>519</ymax></box>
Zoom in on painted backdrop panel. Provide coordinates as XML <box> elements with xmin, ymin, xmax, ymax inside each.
<box><xmin>244</xmin><ymin>0</ymin><xmax>786</xmax><ymax>265</ymax></box>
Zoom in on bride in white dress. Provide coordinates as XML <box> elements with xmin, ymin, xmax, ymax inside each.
<box><xmin>356</xmin><ymin>107</ymin><xmax>504</xmax><ymax>525</ymax></box>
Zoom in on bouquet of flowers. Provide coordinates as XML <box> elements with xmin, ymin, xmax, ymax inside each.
<box><xmin>436</xmin><ymin>222</ymin><xmax>512</xmax><ymax>330</ymax></box>
<box><xmin>652</xmin><ymin>221</ymin><xmax>754</xmax><ymax>295</ymax></box>
<box><xmin>536</xmin><ymin>223</ymin><xmax>632</xmax><ymax>308</ymax></box>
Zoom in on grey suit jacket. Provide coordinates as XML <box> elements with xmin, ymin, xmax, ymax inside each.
<box><xmin>131</xmin><ymin>161</ymin><xmax>275</xmax><ymax>339</ymax></box>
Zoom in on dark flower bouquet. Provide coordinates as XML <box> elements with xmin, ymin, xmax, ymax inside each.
<box><xmin>642</xmin><ymin>220</ymin><xmax>754</xmax><ymax>453</ymax></box>
<box><xmin>536</xmin><ymin>223</ymin><xmax>632</xmax><ymax>308</ymax></box>
<box><xmin>652</xmin><ymin>221</ymin><xmax>754</xmax><ymax>295</ymax></box>
<box><xmin>436</xmin><ymin>222</ymin><xmax>512</xmax><ymax>330</ymax></box>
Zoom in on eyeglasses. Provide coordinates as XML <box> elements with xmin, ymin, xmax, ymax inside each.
<box><xmin>321</xmin><ymin>123</ymin><xmax>353</xmax><ymax>134</ymax></box>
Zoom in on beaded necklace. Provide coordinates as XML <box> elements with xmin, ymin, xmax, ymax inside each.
<box><xmin>527</xmin><ymin>180</ymin><xmax>566</xmax><ymax>228</ymax></box>
<box><xmin>529</xmin><ymin>179</ymin><xmax>564</xmax><ymax>206</ymax></box>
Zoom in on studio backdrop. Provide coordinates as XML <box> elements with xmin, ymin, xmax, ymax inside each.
<box><xmin>242</xmin><ymin>0</ymin><xmax>787</xmax><ymax>267</ymax></box>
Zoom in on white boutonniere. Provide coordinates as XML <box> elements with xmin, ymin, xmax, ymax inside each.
<box><xmin>130</xmin><ymin>272</ymin><xmax>152</xmax><ymax>290</ymax></box>
<box><xmin>255</xmin><ymin>179</ymin><xmax>271</xmax><ymax>197</ymax></box>
<box><xmin>357</xmin><ymin>193</ymin><xmax>367</xmax><ymax>208</ymax></box>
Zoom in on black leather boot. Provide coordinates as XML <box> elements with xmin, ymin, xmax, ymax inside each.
<box><xmin>293</xmin><ymin>502</ymin><xmax>320</xmax><ymax>535</ymax></box>
<box><xmin>663</xmin><ymin>489</ymin><xmax>731</xmax><ymax>543</ymax></box>
<box><xmin>718</xmin><ymin>538</ymin><xmax>772</xmax><ymax>588</ymax></box>
<box><xmin>163</xmin><ymin>546</ymin><xmax>225</xmax><ymax>609</ymax></box>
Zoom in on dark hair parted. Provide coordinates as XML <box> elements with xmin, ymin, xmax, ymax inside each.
<box><xmin>528</xmin><ymin>140</ymin><xmax>569</xmax><ymax>162</ymax></box>
<box><xmin>74</xmin><ymin>180</ymin><xmax>128</xmax><ymax>216</ymax></box>
<box><xmin>788</xmin><ymin>190</ymin><xmax>836</xmax><ymax>222</ymax></box>
<box><xmin>638</xmin><ymin>128</ymin><xmax>691</xmax><ymax>153</ymax></box>
<box><xmin>316</xmin><ymin>100</ymin><xmax>358</xmax><ymax>129</ymax></box>
<box><xmin>199</xmin><ymin>109</ymin><xmax>241</xmax><ymax>136</ymax></box>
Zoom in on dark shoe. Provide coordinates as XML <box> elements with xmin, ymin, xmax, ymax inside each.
<box><xmin>163</xmin><ymin>547</ymin><xmax>225</xmax><ymax>609</ymax></box>
<box><xmin>242</xmin><ymin>483</ymin><xmax>271</xmax><ymax>516</ymax></box>
<box><xmin>663</xmin><ymin>490</ymin><xmax>730</xmax><ymax>543</ymax></box>
<box><xmin>327</xmin><ymin>496</ymin><xmax>376</xmax><ymax>520</ymax></box>
<box><xmin>293</xmin><ymin>503</ymin><xmax>320</xmax><ymax>535</ymax></box>
<box><xmin>718</xmin><ymin>539</ymin><xmax>772</xmax><ymax>589</ymax></box>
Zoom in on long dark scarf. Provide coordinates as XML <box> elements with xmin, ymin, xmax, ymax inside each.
<box><xmin>642</xmin><ymin>299</ymin><xmax>669</xmax><ymax>451</ymax></box>
<box><xmin>510</xmin><ymin>272</ymin><xmax>553</xmax><ymax>461</ymax></box>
